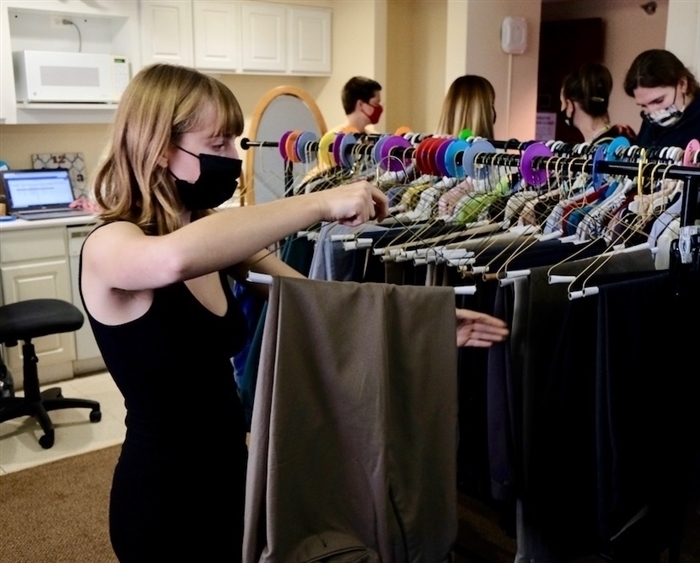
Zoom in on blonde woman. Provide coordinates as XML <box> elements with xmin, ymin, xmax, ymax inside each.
<box><xmin>437</xmin><ymin>74</ymin><xmax>497</xmax><ymax>139</ymax></box>
<box><xmin>81</xmin><ymin>63</ymin><xmax>508</xmax><ymax>561</ymax></box>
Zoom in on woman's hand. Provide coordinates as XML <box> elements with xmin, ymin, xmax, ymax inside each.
<box><xmin>70</xmin><ymin>197</ymin><xmax>102</xmax><ymax>213</ymax></box>
<box><xmin>455</xmin><ymin>308</ymin><xmax>509</xmax><ymax>347</ymax></box>
<box><xmin>315</xmin><ymin>181</ymin><xmax>389</xmax><ymax>226</ymax></box>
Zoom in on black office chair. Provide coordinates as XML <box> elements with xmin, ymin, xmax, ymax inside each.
<box><xmin>0</xmin><ymin>298</ymin><xmax>101</xmax><ymax>449</ymax></box>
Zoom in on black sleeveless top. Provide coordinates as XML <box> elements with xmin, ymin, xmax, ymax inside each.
<box><xmin>80</xmin><ymin>224</ymin><xmax>250</xmax><ymax>560</ymax></box>
<box><xmin>79</xmin><ymin>229</ymin><xmax>248</xmax><ymax>452</ymax></box>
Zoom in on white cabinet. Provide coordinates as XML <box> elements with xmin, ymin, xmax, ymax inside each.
<box><xmin>141</xmin><ymin>0</ymin><xmax>240</xmax><ymax>71</ymax></box>
<box><xmin>141</xmin><ymin>0</ymin><xmax>331</xmax><ymax>76</ymax></box>
<box><xmin>0</xmin><ymin>227</ymin><xmax>75</xmax><ymax>385</ymax></box>
<box><xmin>67</xmin><ymin>225</ymin><xmax>106</xmax><ymax>375</ymax></box>
<box><xmin>193</xmin><ymin>1</ymin><xmax>240</xmax><ymax>71</ymax></box>
<box><xmin>0</xmin><ymin>1</ymin><xmax>13</xmax><ymax>124</ymax></box>
<box><xmin>0</xmin><ymin>0</ymin><xmax>330</xmax><ymax>123</ymax></box>
<box><xmin>140</xmin><ymin>0</ymin><xmax>195</xmax><ymax>67</ymax></box>
<box><xmin>241</xmin><ymin>2</ymin><xmax>331</xmax><ymax>75</ymax></box>
<box><xmin>241</xmin><ymin>2</ymin><xmax>286</xmax><ymax>73</ymax></box>
<box><xmin>0</xmin><ymin>0</ymin><xmax>140</xmax><ymax>124</ymax></box>
<box><xmin>288</xmin><ymin>6</ymin><xmax>331</xmax><ymax>75</ymax></box>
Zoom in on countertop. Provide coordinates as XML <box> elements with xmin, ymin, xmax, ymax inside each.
<box><xmin>0</xmin><ymin>214</ymin><xmax>100</xmax><ymax>232</ymax></box>
<box><xmin>0</xmin><ymin>200</ymin><xmax>241</xmax><ymax>232</ymax></box>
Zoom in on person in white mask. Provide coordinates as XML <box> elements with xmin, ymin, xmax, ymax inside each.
<box><xmin>624</xmin><ymin>49</ymin><xmax>700</xmax><ymax>149</ymax></box>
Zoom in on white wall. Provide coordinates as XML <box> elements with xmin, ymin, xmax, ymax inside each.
<box><xmin>462</xmin><ymin>0</ymin><xmax>542</xmax><ymax>141</ymax></box>
<box><xmin>387</xmin><ymin>0</ymin><xmax>541</xmax><ymax>141</ymax></box>
<box><xmin>666</xmin><ymin>0</ymin><xmax>700</xmax><ymax>74</ymax></box>
<box><xmin>314</xmin><ymin>0</ymin><xmax>388</xmax><ymax>132</ymax></box>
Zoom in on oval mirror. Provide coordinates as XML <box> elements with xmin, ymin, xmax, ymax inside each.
<box><xmin>242</xmin><ymin>85</ymin><xmax>327</xmax><ymax>205</ymax></box>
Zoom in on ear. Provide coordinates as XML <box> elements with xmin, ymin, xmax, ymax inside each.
<box><xmin>679</xmin><ymin>76</ymin><xmax>689</xmax><ymax>95</ymax></box>
<box><xmin>156</xmin><ymin>152</ymin><xmax>169</xmax><ymax>168</ymax></box>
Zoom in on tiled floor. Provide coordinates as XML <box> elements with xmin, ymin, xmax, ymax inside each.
<box><xmin>0</xmin><ymin>371</ymin><xmax>125</xmax><ymax>475</ymax></box>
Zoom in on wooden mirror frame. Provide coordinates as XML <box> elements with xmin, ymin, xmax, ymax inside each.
<box><xmin>241</xmin><ymin>85</ymin><xmax>327</xmax><ymax>206</ymax></box>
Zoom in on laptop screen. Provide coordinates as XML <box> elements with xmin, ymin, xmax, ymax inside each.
<box><xmin>2</xmin><ymin>169</ymin><xmax>75</xmax><ymax>211</ymax></box>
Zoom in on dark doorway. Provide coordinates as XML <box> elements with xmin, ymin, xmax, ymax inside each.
<box><xmin>537</xmin><ymin>18</ymin><xmax>605</xmax><ymax>143</ymax></box>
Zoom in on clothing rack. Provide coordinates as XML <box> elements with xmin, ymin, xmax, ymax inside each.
<box><xmin>477</xmin><ymin>154</ymin><xmax>700</xmax><ymax>229</ymax></box>
<box><xmin>240</xmin><ymin>137</ymin><xmax>295</xmax><ymax>196</ymax></box>
<box><xmin>241</xmin><ymin>132</ymin><xmax>700</xmax><ymax>267</ymax></box>
<box><xmin>242</xmin><ymin>131</ymin><xmax>699</xmax><ymax>561</ymax></box>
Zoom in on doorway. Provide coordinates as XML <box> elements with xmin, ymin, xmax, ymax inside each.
<box><xmin>537</xmin><ymin>18</ymin><xmax>605</xmax><ymax>144</ymax></box>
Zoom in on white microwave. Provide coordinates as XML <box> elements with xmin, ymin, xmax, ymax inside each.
<box><xmin>13</xmin><ymin>50</ymin><xmax>130</xmax><ymax>104</ymax></box>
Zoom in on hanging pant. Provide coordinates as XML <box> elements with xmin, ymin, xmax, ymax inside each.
<box><xmin>244</xmin><ymin>277</ymin><xmax>459</xmax><ymax>563</ymax></box>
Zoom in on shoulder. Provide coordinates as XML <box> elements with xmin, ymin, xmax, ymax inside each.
<box><xmin>610</xmin><ymin>123</ymin><xmax>637</xmax><ymax>142</ymax></box>
<box><xmin>592</xmin><ymin>123</ymin><xmax>637</xmax><ymax>146</ymax></box>
<box><xmin>82</xmin><ymin>221</ymin><xmax>144</xmax><ymax>255</ymax></box>
<box><xmin>86</xmin><ymin>220</ymin><xmax>143</xmax><ymax>240</ymax></box>
<box><xmin>639</xmin><ymin>101</ymin><xmax>700</xmax><ymax>149</ymax></box>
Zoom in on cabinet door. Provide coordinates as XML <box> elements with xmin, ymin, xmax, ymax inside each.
<box><xmin>241</xmin><ymin>2</ymin><xmax>286</xmax><ymax>73</ymax></box>
<box><xmin>193</xmin><ymin>1</ymin><xmax>240</xmax><ymax>71</ymax></box>
<box><xmin>288</xmin><ymin>7</ymin><xmax>331</xmax><ymax>75</ymax></box>
<box><xmin>0</xmin><ymin>2</ymin><xmax>15</xmax><ymax>123</ymax></box>
<box><xmin>1</xmin><ymin>258</ymin><xmax>75</xmax><ymax>377</ymax></box>
<box><xmin>140</xmin><ymin>0</ymin><xmax>194</xmax><ymax>67</ymax></box>
<box><xmin>0</xmin><ymin>226</ymin><xmax>75</xmax><ymax>381</ymax></box>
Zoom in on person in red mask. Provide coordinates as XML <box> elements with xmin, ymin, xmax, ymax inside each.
<box><xmin>332</xmin><ymin>76</ymin><xmax>383</xmax><ymax>134</ymax></box>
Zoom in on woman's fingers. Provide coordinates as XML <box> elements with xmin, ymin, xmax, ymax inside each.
<box><xmin>320</xmin><ymin>181</ymin><xmax>388</xmax><ymax>225</ymax></box>
<box><xmin>455</xmin><ymin>308</ymin><xmax>509</xmax><ymax>347</ymax></box>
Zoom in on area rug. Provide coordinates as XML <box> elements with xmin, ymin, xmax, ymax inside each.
<box><xmin>0</xmin><ymin>444</ymin><xmax>120</xmax><ymax>563</ymax></box>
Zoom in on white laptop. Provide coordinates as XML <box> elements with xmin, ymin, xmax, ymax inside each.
<box><xmin>0</xmin><ymin>168</ymin><xmax>93</xmax><ymax>221</ymax></box>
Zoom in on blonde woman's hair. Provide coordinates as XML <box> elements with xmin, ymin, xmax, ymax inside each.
<box><xmin>92</xmin><ymin>63</ymin><xmax>244</xmax><ymax>235</ymax></box>
<box><xmin>436</xmin><ymin>75</ymin><xmax>496</xmax><ymax>139</ymax></box>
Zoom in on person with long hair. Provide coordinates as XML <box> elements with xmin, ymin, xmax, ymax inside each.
<box><xmin>560</xmin><ymin>62</ymin><xmax>636</xmax><ymax>145</ymax></box>
<box><xmin>436</xmin><ymin>75</ymin><xmax>496</xmax><ymax>139</ymax></box>
<box><xmin>80</xmin><ymin>63</ymin><xmax>509</xmax><ymax>561</ymax></box>
<box><xmin>623</xmin><ymin>49</ymin><xmax>700</xmax><ymax>148</ymax></box>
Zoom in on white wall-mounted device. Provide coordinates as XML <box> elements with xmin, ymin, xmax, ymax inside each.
<box><xmin>501</xmin><ymin>16</ymin><xmax>527</xmax><ymax>55</ymax></box>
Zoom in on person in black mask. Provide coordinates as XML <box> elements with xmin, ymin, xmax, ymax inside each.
<box><xmin>560</xmin><ymin>62</ymin><xmax>636</xmax><ymax>145</ymax></box>
<box><xmin>80</xmin><ymin>63</ymin><xmax>508</xmax><ymax>562</ymax></box>
<box><xmin>624</xmin><ymin>49</ymin><xmax>700</xmax><ymax>149</ymax></box>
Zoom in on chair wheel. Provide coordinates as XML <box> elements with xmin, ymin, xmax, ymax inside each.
<box><xmin>90</xmin><ymin>410</ymin><xmax>102</xmax><ymax>423</ymax></box>
<box><xmin>39</xmin><ymin>433</ymin><xmax>54</xmax><ymax>449</ymax></box>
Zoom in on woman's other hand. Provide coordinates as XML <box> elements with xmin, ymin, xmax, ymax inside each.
<box><xmin>455</xmin><ymin>308</ymin><xmax>509</xmax><ymax>347</ymax></box>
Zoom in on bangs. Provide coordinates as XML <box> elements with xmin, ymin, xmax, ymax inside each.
<box><xmin>208</xmin><ymin>80</ymin><xmax>244</xmax><ymax>137</ymax></box>
<box><xmin>175</xmin><ymin>76</ymin><xmax>244</xmax><ymax>138</ymax></box>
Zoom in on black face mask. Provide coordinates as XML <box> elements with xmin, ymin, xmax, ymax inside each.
<box><xmin>560</xmin><ymin>105</ymin><xmax>575</xmax><ymax>129</ymax></box>
<box><xmin>171</xmin><ymin>146</ymin><xmax>241</xmax><ymax>210</ymax></box>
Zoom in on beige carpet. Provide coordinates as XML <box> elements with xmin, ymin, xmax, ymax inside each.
<box><xmin>0</xmin><ymin>445</ymin><xmax>120</xmax><ymax>563</ymax></box>
<box><xmin>1</xmin><ymin>444</ymin><xmax>697</xmax><ymax>563</ymax></box>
